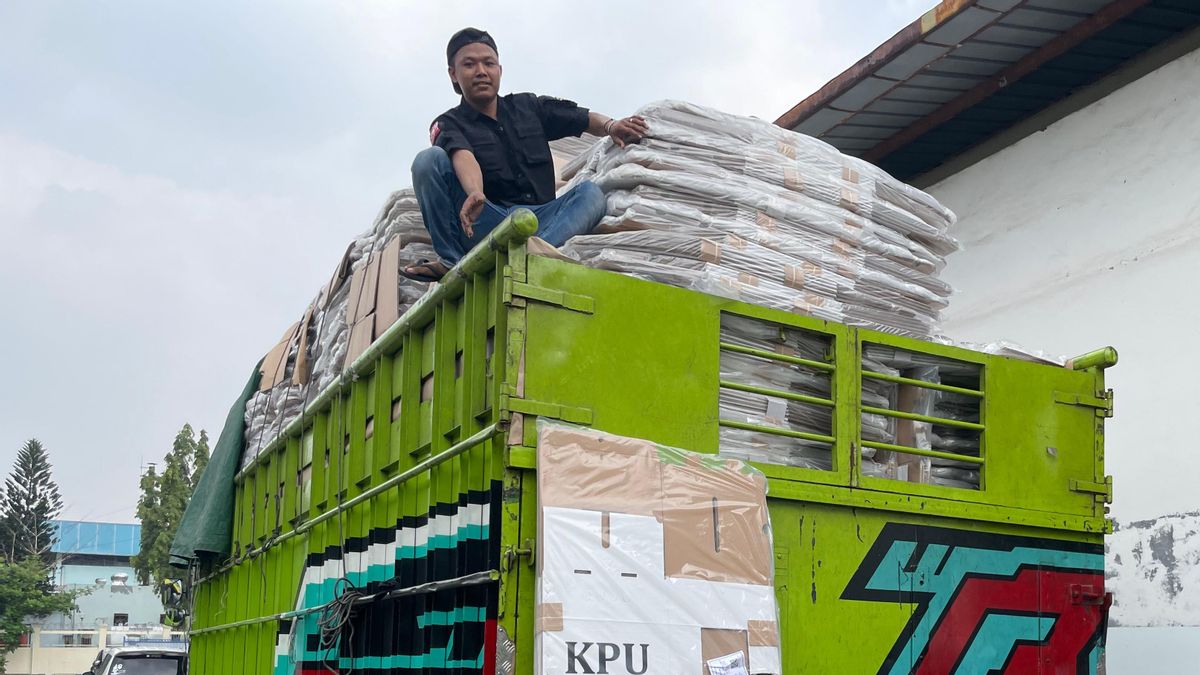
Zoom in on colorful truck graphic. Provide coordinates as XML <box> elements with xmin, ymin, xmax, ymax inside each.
<box><xmin>845</xmin><ymin>524</ymin><xmax>1108</xmax><ymax>674</ymax></box>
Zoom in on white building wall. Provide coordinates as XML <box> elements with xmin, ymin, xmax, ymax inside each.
<box><xmin>52</xmin><ymin>563</ymin><xmax>165</xmax><ymax>630</ymax></box>
<box><xmin>928</xmin><ymin>46</ymin><xmax>1200</xmax><ymax>522</ymax></box>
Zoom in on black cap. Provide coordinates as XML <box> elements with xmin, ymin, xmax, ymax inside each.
<box><xmin>446</xmin><ymin>27</ymin><xmax>498</xmax><ymax>66</ymax></box>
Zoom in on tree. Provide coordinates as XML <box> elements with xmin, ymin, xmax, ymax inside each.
<box><xmin>194</xmin><ymin>429</ymin><xmax>210</xmax><ymax>482</ymax></box>
<box><xmin>132</xmin><ymin>464</ymin><xmax>161</xmax><ymax>585</ymax></box>
<box><xmin>132</xmin><ymin>424</ymin><xmax>208</xmax><ymax>585</ymax></box>
<box><xmin>0</xmin><ymin>439</ymin><xmax>64</xmax><ymax>566</ymax></box>
<box><xmin>0</xmin><ymin>558</ymin><xmax>77</xmax><ymax>670</ymax></box>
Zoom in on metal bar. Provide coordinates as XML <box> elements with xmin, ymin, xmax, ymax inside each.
<box><xmin>190</xmin><ymin>570</ymin><xmax>500</xmax><ymax>636</ymax></box>
<box><xmin>862</xmin><ymin>405</ymin><xmax>984</xmax><ymax>431</ymax></box>
<box><xmin>299</xmin><ymin>424</ymin><xmax>498</xmax><ymax>535</ymax></box>
<box><xmin>189</xmin><ymin>614</ymin><xmax>274</xmax><ymax>636</ymax></box>
<box><xmin>861</xmin><ymin>440</ymin><xmax>984</xmax><ymax>465</ymax></box>
<box><xmin>863</xmin><ymin>0</ymin><xmax>1153</xmax><ymax>163</ymax></box>
<box><xmin>719</xmin><ymin>419</ymin><xmax>836</xmax><ymax>444</ymax></box>
<box><xmin>196</xmin><ymin>424</ymin><xmax>501</xmax><ymax>587</ymax></box>
<box><xmin>861</xmin><ymin>370</ymin><xmax>983</xmax><ymax>397</ymax></box>
<box><xmin>1069</xmin><ymin>346</ymin><xmax>1119</xmax><ymax>371</ymax></box>
<box><xmin>234</xmin><ymin>210</ymin><xmax>538</xmax><ymax>483</ymax></box>
<box><xmin>719</xmin><ymin>342</ymin><xmax>835</xmax><ymax>372</ymax></box>
<box><xmin>357</xmin><ymin>569</ymin><xmax>499</xmax><ymax>604</ymax></box>
<box><xmin>719</xmin><ymin>380</ymin><xmax>836</xmax><ymax>408</ymax></box>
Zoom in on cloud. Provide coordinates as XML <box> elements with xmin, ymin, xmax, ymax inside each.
<box><xmin>0</xmin><ymin>0</ymin><xmax>928</xmax><ymax>521</ymax></box>
<box><xmin>0</xmin><ymin>134</ymin><xmax>351</xmax><ymax>521</ymax></box>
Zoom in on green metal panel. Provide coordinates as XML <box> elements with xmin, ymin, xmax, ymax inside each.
<box><xmin>517</xmin><ymin>253</ymin><xmax>1111</xmax><ymax>533</ymax></box>
<box><xmin>190</xmin><ymin>213</ymin><xmax>536</xmax><ymax>674</ymax></box>
<box><xmin>190</xmin><ymin>217</ymin><xmax>1113</xmax><ymax>674</ymax></box>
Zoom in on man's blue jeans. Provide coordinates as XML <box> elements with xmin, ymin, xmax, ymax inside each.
<box><xmin>411</xmin><ymin>146</ymin><xmax>607</xmax><ymax>265</ymax></box>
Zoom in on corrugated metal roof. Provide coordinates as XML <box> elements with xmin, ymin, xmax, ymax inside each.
<box><xmin>52</xmin><ymin>520</ymin><xmax>141</xmax><ymax>557</ymax></box>
<box><xmin>776</xmin><ymin>0</ymin><xmax>1200</xmax><ymax>181</ymax></box>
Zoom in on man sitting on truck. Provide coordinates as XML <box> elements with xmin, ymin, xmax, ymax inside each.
<box><xmin>402</xmin><ymin>27</ymin><xmax>648</xmax><ymax>282</ymax></box>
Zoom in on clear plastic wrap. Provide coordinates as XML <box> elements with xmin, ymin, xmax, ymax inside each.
<box><xmin>536</xmin><ymin>423</ymin><xmax>783</xmax><ymax>675</ymax></box>
<box><xmin>714</xmin><ymin>314</ymin><xmax>863</xmax><ymax>473</ymax></box>
<box><xmin>859</xmin><ymin>344</ymin><xmax>983</xmax><ymax>489</ymax></box>
<box><xmin>557</xmin><ymin>99</ymin><xmax>958</xmax><ymax>339</ymax></box>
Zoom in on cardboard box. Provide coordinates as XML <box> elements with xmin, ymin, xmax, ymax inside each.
<box><xmin>536</xmin><ymin>425</ymin><xmax>782</xmax><ymax>675</ymax></box>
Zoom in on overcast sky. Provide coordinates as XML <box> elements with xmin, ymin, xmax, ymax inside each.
<box><xmin>0</xmin><ymin>0</ymin><xmax>1049</xmax><ymax>525</ymax></box>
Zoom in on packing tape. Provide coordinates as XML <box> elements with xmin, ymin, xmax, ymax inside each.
<box><xmin>535</xmin><ymin>603</ymin><xmax>564</xmax><ymax>633</ymax></box>
<box><xmin>783</xmin><ymin>167</ymin><xmax>804</xmax><ymax>191</ymax></box>
<box><xmin>840</xmin><ymin>187</ymin><xmax>860</xmax><ymax>213</ymax></box>
<box><xmin>784</xmin><ymin>265</ymin><xmax>805</xmax><ymax>290</ymax></box>
<box><xmin>755</xmin><ymin>211</ymin><xmax>779</xmax><ymax>232</ymax></box>
<box><xmin>748</xmin><ymin>620</ymin><xmax>780</xmax><ymax>647</ymax></box>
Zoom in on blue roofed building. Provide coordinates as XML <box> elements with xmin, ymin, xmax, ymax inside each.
<box><xmin>44</xmin><ymin>520</ymin><xmax>166</xmax><ymax>643</ymax></box>
<box><xmin>53</xmin><ymin>520</ymin><xmax>141</xmax><ymax>559</ymax></box>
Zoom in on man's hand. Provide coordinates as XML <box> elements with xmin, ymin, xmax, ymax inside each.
<box><xmin>460</xmin><ymin>190</ymin><xmax>486</xmax><ymax>238</ymax></box>
<box><xmin>607</xmin><ymin>115</ymin><xmax>649</xmax><ymax>148</ymax></box>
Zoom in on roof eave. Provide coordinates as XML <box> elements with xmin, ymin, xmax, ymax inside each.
<box><xmin>774</xmin><ymin>0</ymin><xmax>979</xmax><ymax>131</ymax></box>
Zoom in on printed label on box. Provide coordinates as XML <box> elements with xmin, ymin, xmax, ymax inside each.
<box><xmin>707</xmin><ymin>651</ymin><xmax>750</xmax><ymax>675</ymax></box>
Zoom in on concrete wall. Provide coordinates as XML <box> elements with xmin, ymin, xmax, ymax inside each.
<box><xmin>5</xmin><ymin>645</ymin><xmax>95</xmax><ymax>675</ymax></box>
<box><xmin>928</xmin><ymin>45</ymin><xmax>1200</xmax><ymax>522</ymax></box>
<box><xmin>6</xmin><ymin>626</ymin><xmax>184</xmax><ymax>675</ymax></box>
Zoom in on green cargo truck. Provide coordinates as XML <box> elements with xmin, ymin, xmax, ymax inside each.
<box><xmin>185</xmin><ymin>212</ymin><xmax>1115</xmax><ymax>674</ymax></box>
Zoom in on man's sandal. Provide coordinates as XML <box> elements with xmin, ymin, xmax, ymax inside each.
<box><xmin>400</xmin><ymin>259</ymin><xmax>449</xmax><ymax>283</ymax></box>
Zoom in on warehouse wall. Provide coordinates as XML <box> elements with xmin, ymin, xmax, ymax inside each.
<box><xmin>927</xmin><ymin>45</ymin><xmax>1200</xmax><ymax>522</ymax></box>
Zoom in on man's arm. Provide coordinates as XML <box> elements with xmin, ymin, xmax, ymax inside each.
<box><xmin>450</xmin><ymin>149</ymin><xmax>487</xmax><ymax>238</ymax></box>
<box><xmin>534</xmin><ymin>96</ymin><xmax>647</xmax><ymax>147</ymax></box>
<box><xmin>587</xmin><ymin>111</ymin><xmax>649</xmax><ymax>148</ymax></box>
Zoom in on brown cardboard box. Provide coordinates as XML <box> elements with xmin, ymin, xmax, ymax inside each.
<box><xmin>374</xmin><ymin>238</ymin><xmax>402</xmax><ymax>338</ymax></box>
<box><xmin>259</xmin><ymin>321</ymin><xmax>300</xmax><ymax>391</ymax></box>
<box><xmin>662</xmin><ymin>455</ymin><xmax>773</xmax><ymax>586</ymax></box>
<box><xmin>537</xmin><ymin>426</ymin><xmax>774</xmax><ymax>585</ymax></box>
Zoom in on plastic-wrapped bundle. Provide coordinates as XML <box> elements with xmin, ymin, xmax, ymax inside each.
<box><xmin>241</xmin><ymin>190</ymin><xmax>434</xmax><ymax>468</ymax></box>
<box><xmin>600</xmin><ymin>188</ymin><xmax>953</xmax><ymax>298</ymax></box>
<box><xmin>858</xmin><ymin>344</ymin><xmax>983</xmax><ymax>489</ymax></box>
<box><xmin>581</xmin><ymin>100</ymin><xmax>954</xmax><ymax>242</ymax></box>
<box><xmin>561</xmin><ymin>99</ymin><xmax>958</xmax><ymax>339</ymax></box>
<box><xmin>715</xmin><ymin>315</ymin><xmax>858</xmax><ymax>470</ymax></box>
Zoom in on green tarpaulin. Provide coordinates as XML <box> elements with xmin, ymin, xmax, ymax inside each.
<box><xmin>169</xmin><ymin>363</ymin><xmax>261</xmax><ymax>567</ymax></box>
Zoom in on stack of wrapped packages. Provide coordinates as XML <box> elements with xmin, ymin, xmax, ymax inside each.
<box><xmin>241</xmin><ymin>191</ymin><xmax>436</xmax><ymax>469</ymax></box>
<box><xmin>561</xmin><ymin>100</ymin><xmax>958</xmax><ymax>335</ymax></box>
<box><xmin>556</xmin><ymin>100</ymin><xmax>979</xmax><ymax>489</ymax></box>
